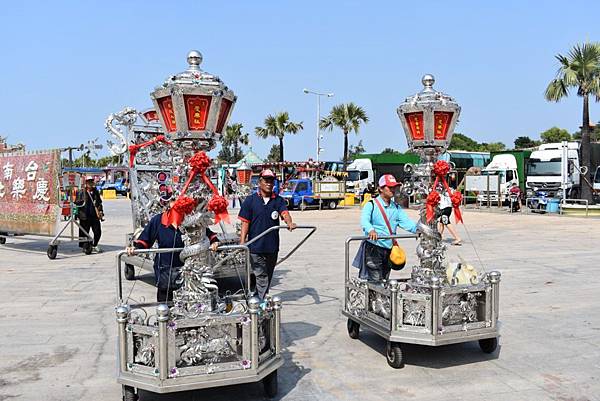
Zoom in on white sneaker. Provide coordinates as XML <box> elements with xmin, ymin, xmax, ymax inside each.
<box><xmin>93</xmin><ymin>246</ymin><xmax>102</xmax><ymax>253</ymax></box>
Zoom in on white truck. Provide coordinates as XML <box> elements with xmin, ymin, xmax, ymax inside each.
<box><xmin>525</xmin><ymin>142</ymin><xmax>581</xmax><ymax>199</ymax></box>
<box><xmin>346</xmin><ymin>158</ymin><xmax>374</xmax><ymax>196</ymax></box>
<box><xmin>465</xmin><ymin>154</ymin><xmax>520</xmax><ymax>204</ymax></box>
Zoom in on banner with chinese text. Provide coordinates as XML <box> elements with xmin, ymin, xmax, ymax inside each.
<box><xmin>0</xmin><ymin>151</ymin><xmax>61</xmax><ymax>236</ymax></box>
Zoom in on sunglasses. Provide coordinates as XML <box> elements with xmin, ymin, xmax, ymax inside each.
<box><xmin>261</xmin><ymin>177</ymin><xmax>275</xmax><ymax>182</ymax></box>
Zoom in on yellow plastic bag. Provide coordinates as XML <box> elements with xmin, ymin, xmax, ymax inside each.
<box><xmin>389</xmin><ymin>244</ymin><xmax>406</xmax><ymax>270</ymax></box>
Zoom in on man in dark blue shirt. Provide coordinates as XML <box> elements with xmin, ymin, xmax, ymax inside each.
<box><xmin>127</xmin><ymin>204</ymin><xmax>220</xmax><ymax>302</ymax></box>
<box><xmin>239</xmin><ymin>169</ymin><xmax>296</xmax><ymax>300</ymax></box>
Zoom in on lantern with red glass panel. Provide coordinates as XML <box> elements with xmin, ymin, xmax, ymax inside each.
<box><xmin>397</xmin><ymin>74</ymin><xmax>460</xmax><ymax>152</ymax></box>
<box><xmin>150</xmin><ymin>50</ymin><xmax>236</xmax><ymax>146</ymax></box>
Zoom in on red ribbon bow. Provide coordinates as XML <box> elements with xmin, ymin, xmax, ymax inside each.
<box><xmin>128</xmin><ymin>135</ymin><xmax>172</xmax><ymax>167</ymax></box>
<box><xmin>426</xmin><ymin>191</ymin><xmax>441</xmax><ymax>223</ymax></box>
<box><xmin>165</xmin><ymin>195</ymin><xmax>197</xmax><ymax>227</ymax></box>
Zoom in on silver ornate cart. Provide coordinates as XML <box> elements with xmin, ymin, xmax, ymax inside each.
<box><xmin>343</xmin><ymin>75</ymin><xmax>502</xmax><ymax>368</ymax></box>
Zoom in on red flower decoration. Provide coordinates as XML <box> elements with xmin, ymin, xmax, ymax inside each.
<box><xmin>173</xmin><ymin>196</ymin><xmax>197</xmax><ymax>215</ymax></box>
<box><xmin>433</xmin><ymin>160</ymin><xmax>450</xmax><ymax>177</ymax></box>
<box><xmin>450</xmin><ymin>191</ymin><xmax>463</xmax><ymax>224</ymax></box>
<box><xmin>189</xmin><ymin>151</ymin><xmax>211</xmax><ymax>174</ymax></box>
<box><xmin>426</xmin><ymin>191</ymin><xmax>441</xmax><ymax>223</ymax></box>
<box><xmin>208</xmin><ymin>195</ymin><xmax>230</xmax><ymax>224</ymax></box>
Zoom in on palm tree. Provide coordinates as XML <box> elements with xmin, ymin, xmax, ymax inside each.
<box><xmin>223</xmin><ymin>123</ymin><xmax>249</xmax><ymax>163</ymax></box>
<box><xmin>319</xmin><ymin>103</ymin><xmax>369</xmax><ymax>167</ymax></box>
<box><xmin>255</xmin><ymin>112</ymin><xmax>303</xmax><ymax>162</ymax></box>
<box><xmin>545</xmin><ymin>42</ymin><xmax>600</xmax><ymax>202</ymax></box>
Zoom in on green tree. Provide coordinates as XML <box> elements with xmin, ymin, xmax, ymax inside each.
<box><xmin>448</xmin><ymin>133</ymin><xmax>480</xmax><ymax>151</ymax></box>
<box><xmin>514</xmin><ymin>136</ymin><xmax>541</xmax><ymax>149</ymax></box>
<box><xmin>320</xmin><ymin>102</ymin><xmax>369</xmax><ymax>167</ymax></box>
<box><xmin>218</xmin><ymin>123</ymin><xmax>249</xmax><ymax>163</ymax></box>
<box><xmin>255</xmin><ymin>112</ymin><xmax>303</xmax><ymax>162</ymax></box>
<box><xmin>480</xmin><ymin>142</ymin><xmax>506</xmax><ymax>152</ymax></box>
<box><xmin>572</xmin><ymin>122</ymin><xmax>600</xmax><ymax>142</ymax></box>
<box><xmin>266</xmin><ymin>144</ymin><xmax>281</xmax><ymax>162</ymax></box>
<box><xmin>545</xmin><ymin>42</ymin><xmax>600</xmax><ymax>202</ymax></box>
<box><xmin>540</xmin><ymin>126</ymin><xmax>571</xmax><ymax>143</ymax></box>
<box><xmin>348</xmin><ymin>140</ymin><xmax>366</xmax><ymax>159</ymax></box>
<box><xmin>381</xmin><ymin>147</ymin><xmax>400</xmax><ymax>154</ymax></box>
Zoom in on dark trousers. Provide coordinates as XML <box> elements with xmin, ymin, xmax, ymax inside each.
<box><xmin>157</xmin><ymin>287</ymin><xmax>175</xmax><ymax>303</ymax></box>
<box><xmin>250</xmin><ymin>253</ymin><xmax>278</xmax><ymax>300</ymax></box>
<box><xmin>79</xmin><ymin>218</ymin><xmax>101</xmax><ymax>247</ymax></box>
<box><xmin>364</xmin><ymin>241</ymin><xmax>392</xmax><ymax>282</ymax></box>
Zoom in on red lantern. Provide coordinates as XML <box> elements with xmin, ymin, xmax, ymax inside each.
<box><xmin>142</xmin><ymin>109</ymin><xmax>159</xmax><ymax>123</ymax></box>
<box><xmin>404</xmin><ymin>112</ymin><xmax>424</xmax><ymax>140</ymax></box>
<box><xmin>216</xmin><ymin>99</ymin><xmax>233</xmax><ymax>134</ymax></box>
<box><xmin>237</xmin><ymin>162</ymin><xmax>252</xmax><ymax>185</ymax></box>
<box><xmin>157</xmin><ymin>97</ymin><xmax>177</xmax><ymax>132</ymax></box>
<box><xmin>184</xmin><ymin>95</ymin><xmax>212</xmax><ymax>130</ymax></box>
<box><xmin>434</xmin><ymin>111</ymin><xmax>453</xmax><ymax>140</ymax></box>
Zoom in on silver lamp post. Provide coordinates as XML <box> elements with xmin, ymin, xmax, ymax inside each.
<box><xmin>303</xmin><ymin>88</ymin><xmax>334</xmax><ymax>162</ymax></box>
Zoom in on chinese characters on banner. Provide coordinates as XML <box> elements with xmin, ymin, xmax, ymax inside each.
<box><xmin>0</xmin><ymin>151</ymin><xmax>60</xmax><ymax>235</ymax></box>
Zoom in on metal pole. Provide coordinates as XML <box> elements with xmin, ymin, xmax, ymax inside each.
<box><xmin>248</xmin><ymin>297</ymin><xmax>260</xmax><ymax>370</ymax></box>
<box><xmin>115</xmin><ymin>305</ymin><xmax>129</xmax><ymax>373</ymax></box>
<box><xmin>317</xmin><ymin>95</ymin><xmax>321</xmax><ymax>163</ymax></box>
<box><xmin>156</xmin><ymin>304</ymin><xmax>170</xmax><ymax>380</ymax></box>
<box><xmin>389</xmin><ymin>280</ymin><xmax>398</xmax><ymax>332</ymax></box>
<box><xmin>272</xmin><ymin>296</ymin><xmax>282</xmax><ymax>355</ymax></box>
<box><xmin>431</xmin><ymin>276</ymin><xmax>440</xmax><ymax>338</ymax></box>
<box><xmin>489</xmin><ymin>271</ymin><xmax>501</xmax><ymax>329</ymax></box>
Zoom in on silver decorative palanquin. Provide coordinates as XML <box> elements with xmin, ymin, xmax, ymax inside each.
<box><xmin>343</xmin><ymin>75</ymin><xmax>502</xmax><ymax>368</ymax></box>
<box><xmin>113</xmin><ymin>51</ymin><xmax>283</xmax><ymax>398</ymax></box>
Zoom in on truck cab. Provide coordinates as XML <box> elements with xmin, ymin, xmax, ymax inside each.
<box><xmin>525</xmin><ymin>142</ymin><xmax>580</xmax><ymax>198</ymax></box>
<box><xmin>465</xmin><ymin>154</ymin><xmax>519</xmax><ymax>204</ymax></box>
<box><xmin>280</xmin><ymin>177</ymin><xmax>344</xmax><ymax>210</ymax></box>
<box><xmin>346</xmin><ymin>159</ymin><xmax>374</xmax><ymax>196</ymax></box>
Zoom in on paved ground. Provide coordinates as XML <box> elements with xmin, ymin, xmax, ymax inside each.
<box><xmin>1</xmin><ymin>199</ymin><xmax>599</xmax><ymax>401</ymax></box>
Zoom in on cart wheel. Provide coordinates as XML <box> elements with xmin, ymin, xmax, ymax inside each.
<box><xmin>122</xmin><ymin>385</ymin><xmax>138</xmax><ymax>401</ymax></box>
<box><xmin>83</xmin><ymin>243</ymin><xmax>93</xmax><ymax>255</ymax></box>
<box><xmin>478</xmin><ymin>337</ymin><xmax>498</xmax><ymax>354</ymax></box>
<box><xmin>47</xmin><ymin>245</ymin><xmax>58</xmax><ymax>260</ymax></box>
<box><xmin>347</xmin><ymin>318</ymin><xmax>360</xmax><ymax>339</ymax></box>
<box><xmin>0</xmin><ymin>237</ymin><xmax>6</xmax><ymax>245</ymax></box>
<box><xmin>124</xmin><ymin>264</ymin><xmax>135</xmax><ymax>281</ymax></box>
<box><xmin>262</xmin><ymin>370</ymin><xmax>278</xmax><ymax>398</ymax></box>
<box><xmin>328</xmin><ymin>200</ymin><xmax>338</xmax><ymax>210</ymax></box>
<box><xmin>386</xmin><ymin>341</ymin><xmax>404</xmax><ymax>369</ymax></box>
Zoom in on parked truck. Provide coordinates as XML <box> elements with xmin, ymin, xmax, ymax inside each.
<box><xmin>280</xmin><ymin>176</ymin><xmax>345</xmax><ymax>210</ymax></box>
<box><xmin>346</xmin><ymin>153</ymin><xmax>420</xmax><ymax>196</ymax></box>
<box><xmin>525</xmin><ymin>142</ymin><xmax>582</xmax><ymax>199</ymax></box>
<box><xmin>463</xmin><ymin>150</ymin><xmax>530</xmax><ymax>204</ymax></box>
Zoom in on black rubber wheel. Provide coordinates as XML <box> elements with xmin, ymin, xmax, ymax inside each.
<box><xmin>0</xmin><ymin>237</ymin><xmax>6</xmax><ymax>244</ymax></box>
<box><xmin>47</xmin><ymin>245</ymin><xmax>58</xmax><ymax>260</ymax></box>
<box><xmin>479</xmin><ymin>337</ymin><xmax>498</xmax><ymax>354</ymax></box>
<box><xmin>347</xmin><ymin>318</ymin><xmax>360</xmax><ymax>339</ymax></box>
<box><xmin>263</xmin><ymin>370</ymin><xmax>278</xmax><ymax>398</ymax></box>
<box><xmin>83</xmin><ymin>242</ymin><xmax>93</xmax><ymax>255</ymax></box>
<box><xmin>122</xmin><ymin>385</ymin><xmax>138</xmax><ymax>401</ymax></box>
<box><xmin>328</xmin><ymin>200</ymin><xmax>338</xmax><ymax>210</ymax></box>
<box><xmin>386</xmin><ymin>341</ymin><xmax>404</xmax><ymax>369</ymax></box>
<box><xmin>124</xmin><ymin>264</ymin><xmax>135</xmax><ymax>281</ymax></box>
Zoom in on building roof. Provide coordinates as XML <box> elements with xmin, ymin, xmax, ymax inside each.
<box><xmin>235</xmin><ymin>149</ymin><xmax>263</xmax><ymax>167</ymax></box>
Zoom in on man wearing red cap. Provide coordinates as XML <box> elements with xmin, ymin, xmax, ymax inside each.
<box><xmin>239</xmin><ymin>169</ymin><xmax>296</xmax><ymax>299</ymax></box>
<box><xmin>359</xmin><ymin>174</ymin><xmax>417</xmax><ymax>281</ymax></box>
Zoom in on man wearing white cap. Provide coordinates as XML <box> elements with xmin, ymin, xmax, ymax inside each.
<box><xmin>359</xmin><ymin>174</ymin><xmax>417</xmax><ymax>281</ymax></box>
<box><xmin>239</xmin><ymin>169</ymin><xmax>296</xmax><ymax>299</ymax></box>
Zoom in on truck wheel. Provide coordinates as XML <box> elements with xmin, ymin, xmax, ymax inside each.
<box><xmin>386</xmin><ymin>341</ymin><xmax>404</xmax><ymax>369</ymax></box>
<box><xmin>263</xmin><ymin>370</ymin><xmax>278</xmax><ymax>398</ymax></box>
<box><xmin>347</xmin><ymin>318</ymin><xmax>359</xmax><ymax>339</ymax></box>
<box><xmin>122</xmin><ymin>385</ymin><xmax>138</xmax><ymax>401</ymax></box>
<box><xmin>478</xmin><ymin>337</ymin><xmax>498</xmax><ymax>354</ymax></box>
<box><xmin>328</xmin><ymin>200</ymin><xmax>338</xmax><ymax>210</ymax></box>
<box><xmin>47</xmin><ymin>245</ymin><xmax>58</xmax><ymax>260</ymax></box>
<box><xmin>0</xmin><ymin>237</ymin><xmax>6</xmax><ymax>245</ymax></box>
<box><xmin>124</xmin><ymin>263</ymin><xmax>135</xmax><ymax>281</ymax></box>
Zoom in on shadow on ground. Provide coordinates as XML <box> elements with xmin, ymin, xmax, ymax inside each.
<box><xmin>356</xmin><ymin>330</ymin><xmax>500</xmax><ymax>369</ymax></box>
<box><xmin>138</xmin><ymin>321</ymin><xmax>319</xmax><ymax>401</ymax></box>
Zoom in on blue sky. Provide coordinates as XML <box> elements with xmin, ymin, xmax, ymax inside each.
<box><xmin>1</xmin><ymin>1</ymin><xmax>599</xmax><ymax>161</ymax></box>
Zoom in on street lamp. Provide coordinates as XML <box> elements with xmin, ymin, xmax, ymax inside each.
<box><xmin>303</xmin><ymin>88</ymin><xmax>334</xmax><ymax>162</ymax></box>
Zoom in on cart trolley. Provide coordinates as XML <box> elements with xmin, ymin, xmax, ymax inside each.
<box><xmin>115</xmin><ymin>225</ymin><xmax>315</xmax><ymax>400</ymax></box>
<box><xmin>343</xmin><ymin>236</ymin><xmax>501</xmax><ymax>369</ymax></box>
